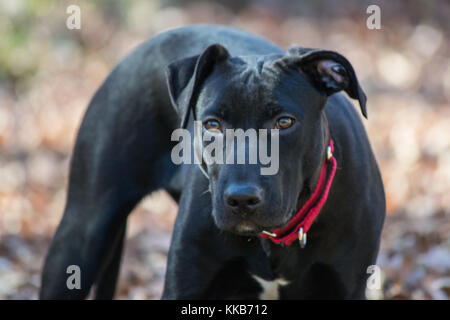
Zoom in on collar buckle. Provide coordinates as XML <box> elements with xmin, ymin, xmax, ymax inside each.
<box><xmin>261</xmin><ymin>230</ymin><xmax>277</xmax><ymax>238</ymax></box>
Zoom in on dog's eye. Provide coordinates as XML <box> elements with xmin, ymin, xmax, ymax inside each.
<box><xmin>204</xmin><ymin>119</ymin><xmax>222</xmax><ymax>132</ymax></box>
<box><xmin>275</xmin><ymin>117</ymin><xmax>294</xmax><ymax>129</ymax></box>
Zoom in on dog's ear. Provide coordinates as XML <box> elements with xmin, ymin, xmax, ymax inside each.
<box><xmin>166</xmin><ymin>44</ymin><xmax>230</xmax><ymax>128</ymax></box>
<box><xmin>284</xmin><ymin>46</ymin><xmax>367</xmax><ymax>118</ymax></box>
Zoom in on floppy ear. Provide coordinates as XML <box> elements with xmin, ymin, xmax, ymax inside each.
<box><xmin>166</xmin><ymin>44</ymin><xmax>230</xmax><ymax>128</ymax></box>
<box><xmin>285</xmin><ymin>46</ymin><xmax>367</xmax><ymax>118</ymax></box>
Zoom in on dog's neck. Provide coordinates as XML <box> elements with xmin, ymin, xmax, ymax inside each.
<box><xmin>260</xmin><ymin>114</ymin><xmax>332</xmax><ymax>258</ymax></box>
<box><xmin>296</xmin><ymin>113</ymin><xmax>331</xmax><ymax>213</ymax></box>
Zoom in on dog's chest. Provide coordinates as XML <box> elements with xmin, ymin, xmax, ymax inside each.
<box><xmin>251</xmin><ymin>274</ymin><xmax>290</xmax><ymax>300</ymax></box>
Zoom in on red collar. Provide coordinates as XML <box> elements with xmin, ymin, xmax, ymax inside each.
<box><xmin>259</xmin><ymin>139</ymin><xmax>337</xmax><ymax>247</ymax></box>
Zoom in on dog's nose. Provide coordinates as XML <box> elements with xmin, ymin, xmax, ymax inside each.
<box><xmin>224</xmin><ymin>184</ymin><xmax>263</xmax><ymax>214</ymax></box>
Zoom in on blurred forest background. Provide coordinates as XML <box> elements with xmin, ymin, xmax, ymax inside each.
<box><xmin>0</xmin><ymin>0</ymin><xmax>449</xmax><ymax>299</ymax></box>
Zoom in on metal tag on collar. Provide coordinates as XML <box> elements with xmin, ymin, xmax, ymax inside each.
<box><xmin>327</xmin><ymin>145</ymin><xmax>333</xmax><ymax>161</ymax></box>
<box><xmin>298</xmin><ymin>227</ymin><xmax>307</xmax><ymax>248</ymax></box>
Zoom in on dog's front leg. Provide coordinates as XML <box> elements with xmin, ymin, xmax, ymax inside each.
<box><xmin>162</xmin><ymin>213</ymin><xmax>227</xmax><ymax>299</ymax></box>
<box><xmin>161</xmin><ymin>167</ymin><xmax>237</xmax><ymax>299</ymax></box>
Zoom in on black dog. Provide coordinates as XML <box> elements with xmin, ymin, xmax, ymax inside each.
<box><xmin>40</xmin><ymin>25</ymin><xmax>385</xmax><ymax>299</ymax></box>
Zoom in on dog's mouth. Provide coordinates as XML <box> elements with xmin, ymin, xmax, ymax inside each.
<box><xmin>234</xmin><ymin>221</ymin><xmax>262</xmax><ymax>235</ymax></box>
<box><xmin>232</xmin><ymin>217</ymin><xmax>290</xmax><ymax>237</ymax></box>
<box><xmin>236</xmin><ymin>208</ymin><xmax>298</xmax><ymax>236</ymax></box>
<box><xmin>213</xmin><ymin>201</ymin><xmax>297</xmax><ymax>236</ymax></box>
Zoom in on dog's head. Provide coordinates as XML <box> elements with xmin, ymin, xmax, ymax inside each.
<box><xmin>166</xmin><ymin>44</ymin><xmax>366</xmax><ymax>236</ymax></box>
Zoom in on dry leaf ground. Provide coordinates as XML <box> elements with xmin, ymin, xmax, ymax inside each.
<box><xmin>0</xmin><ymin>0</ymin><xmax>449</xmax><ymax>299</ymax></box>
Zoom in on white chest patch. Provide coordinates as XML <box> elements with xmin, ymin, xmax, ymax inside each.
<box><xmin>251</xmin><ymin>274</ymin><xmax>290</xmax><ymax>300</ymax></box>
